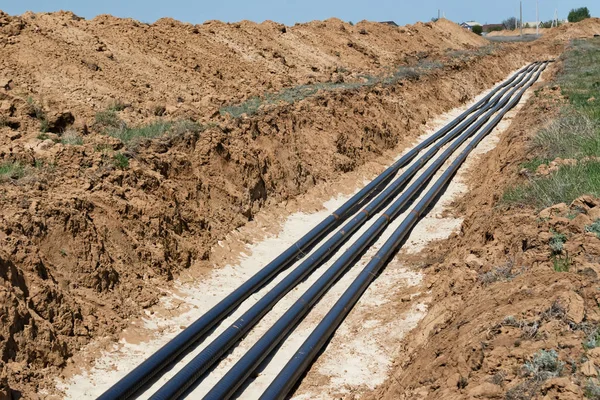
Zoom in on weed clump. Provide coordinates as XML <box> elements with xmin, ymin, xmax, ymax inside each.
<box><xmin>0</xmin><ymin>162</ymin><xmax>26</xmax><ymax>181</ymax></box>
<box><xmin>586</xmin><ymin>219</ymin><xmax>600</xmax><ymax>238</ymax></box>
<box><xmin>549</xmin><ymin>230</ymin><xmax>567</xmax><ymax>254</ymax></box>
<box><xmin>524</xmin><ymin>349</ymin><xmax>564</xmax><ymax>381</ymax></box>
<box><xmin>60</xmin><ymin>130</ymin><xmax>83</xmax><ymax>146</ymax></box>
<box><xmin>112</xmin><ymin>153</ymin><xmax>129</xmax><ymax>169</ymax></box>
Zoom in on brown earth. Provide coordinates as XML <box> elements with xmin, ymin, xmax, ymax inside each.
<box><xmin>366</xmin><ymin>41</ymin><xmax>600</xmax><ymax>399</ymax></box>
<box><xmin>0</xmin><ymin>9</ymin><xmax>591</xmax><ymax>399</ymax></box>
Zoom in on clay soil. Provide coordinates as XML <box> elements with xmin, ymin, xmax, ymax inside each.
<box><xmin>0</xmin><ymin>9</ymin><xmax>596</xmax><ymax>399</ymax></box>
<box><xmin>366</xmin><ymin>20</ymin><xmax>600</xmax><ymax>400</ymax></box>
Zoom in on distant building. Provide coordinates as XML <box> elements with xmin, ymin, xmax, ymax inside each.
<box><xmin>380</xmin><ymin>21</ymin><xmax>399</xmax><ymax>27</ymax></box>
<box><xmin>460</xmin><ymin>21</ymin><xmax>482</xmax><ymax>31</ymax></box>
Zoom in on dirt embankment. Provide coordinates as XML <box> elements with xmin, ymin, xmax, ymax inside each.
<box><xmin>366</xmin><ymin>37</ymin><xmax>600</xmax><ymax>400</ymax></box>
<box><xmin>0</xmin><ymin>10</ymin><xmax>566</xmax><ymax>398</ymax></box>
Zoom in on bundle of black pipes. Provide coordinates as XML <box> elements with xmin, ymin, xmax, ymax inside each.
<box><xmin>149</xmin><ymin>62</ymin><xmax>540</xmax><ymax>400</ymax></box>
<box><xmin>259</xmin><ymin>60</ymin><xmax>550</xmax><ymax>400</ymax></box>
<box><xmin>99</xmin><ymin>61</ymin><xmax>545</xmax><ymax>400</ymax></box>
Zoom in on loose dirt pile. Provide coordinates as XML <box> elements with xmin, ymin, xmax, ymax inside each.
<box><xmin>487</xmin><ymin>28</ymin><xmax>548</xmax><ymax>37</ymax></box>
<box><xmin>365</xmin><ymin>37</ymin><xmax>600</xmax><ymax>399</ymax></box>
<box><xmin>540</xmin><ymin>17</ymin><xmax>600</xmax><ymax>42</ymax></box>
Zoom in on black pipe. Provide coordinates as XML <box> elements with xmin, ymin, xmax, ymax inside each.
<box><xmin>98</xmin><ymin>63</ymin><xmax>533</xmax><ymax>400</ymax></box>
<box><xmin>147</xmin><ymin>63</ymin><xmax>539</xmax><ymax>400</ymax></box>
<box><xmin>260</xmin><ymin>61</ymin><xmax>550</xmax><ymax>400</ymax></box>
<box><xmin>199</xmin><ymin>62</ymin><xmax>544</xmax><ymax>400</ymax></box>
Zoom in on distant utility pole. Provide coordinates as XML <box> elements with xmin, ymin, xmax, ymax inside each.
<box><xmin>520</xmin><ymin>1</ymin><xmax>523</xmax><ymax>36</ymax></box>
<box><xmin>438</xmin><ymin>9</ymin><xmax>441</xmax><ymax>20</ymax></box>
<box><xmin>536</xmin><ymin>0</ymin><xmax>539</xmax><ymax>36</ymax></box>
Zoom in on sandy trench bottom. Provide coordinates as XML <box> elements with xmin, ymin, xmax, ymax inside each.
<box><xmin>56</xmin><ymin>65</ymin><xmax>538</xmax><ymax>400</ymax></box>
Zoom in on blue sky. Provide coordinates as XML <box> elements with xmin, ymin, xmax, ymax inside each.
<box><xmin>1</xmin><ymin>1</ymin><xmax>596</xmax><ymax>26</ymax></box>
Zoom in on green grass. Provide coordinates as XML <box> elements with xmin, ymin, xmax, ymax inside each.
<box><xmin>552</xmin><ymin>254</ymin><xmax>572</xmax><ymax>272</ymax></box>
<box><xmin>95</xmin><ymin>110</ymin><xmax>121</xmax><ymax>128</ymax></box>
<box><xmin>503</xmin><ymin>161</ymin><xmax>600</xmax><ymax>209</ymax></box>
<box><xmin>502</xmin><ymin>38</ymin><xmax>600</xmax><ymax>209</ymax></box>
<box><xmin>0</xmin><ymin>162</ymin><xmax>27</xmax><ymax>181</ymax></box>
<box><xmin>107</xmin><ymin>121</ymin><xmax>173</xmax><ymax>146</ymax></box>
<box><xmin>521</xmin><ymin>158</ymin><xmax>551</xmax><ymax>173</ymax></box>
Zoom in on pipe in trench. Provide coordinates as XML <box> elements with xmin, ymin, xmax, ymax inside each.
<box><xmin>260</xmin><ymin>61</ymin><xmax>550</xmax><ymax>400</ymax></box>
<box><xmin>200</xmin><ymin>62</ymin><xmax>545</xmax><ymax>400</ymax></box>
<box><xmin>98</xmin><ymin>63</ymin><xmax>535</xmax><ymax>400</ymax></box>
<box><xmin>148</xmin><ymin>63</ymin><xmax>540</xmax><ymax>400</ymax></box>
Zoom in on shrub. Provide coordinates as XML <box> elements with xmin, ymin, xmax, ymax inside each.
<box><xmin>472</xmin><ymin>25</ymin><xmax>483</xmax><ymax>36</ymax></box>
<box><xmin>586</xmin><ymin>219</ymin><xmax>600</xmax><ymax>238</ymax></box>
<box><xmin>568</xmin><ymin>7</ymin><xmax>591</xmax><ymax>23</ymax></box>
<box><xmin>549</xmin><ymin>230</ymin><xmax>567</xmax><ymax>254</ymax></box>
<box><xmin>586</xmin><ymin>379</ymin><xmax>600</xmax><ymax>399</ymax></box>
<box><xmin>524</xmin><ymin>350</ymin><xmax>564</xmax><ymax>382</ymax></box>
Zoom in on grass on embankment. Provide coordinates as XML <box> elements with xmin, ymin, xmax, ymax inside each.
<box><xmin>502</xmin><ymin>38</ymin><xmax>600</xmax><ymax>209</ymax></box>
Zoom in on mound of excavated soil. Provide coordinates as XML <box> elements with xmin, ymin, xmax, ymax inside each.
<box><xmin>1</xmin><ymin>10</ymin><xmax>593</xmax><ymax>399</ymax></box>
<box><xmin>0</xmin><ymin>12</ymin><xmax>485</xmax><ymax>128</ymax></box>
<box><xmin>540</xmin><ymin>17</ymin><xmax>600</xmax><ymax>42</ymax></box>
<box><xmin>487</xmin><ymin>28</ymin><xmax>548</xmax><ymax>37</ymax></box>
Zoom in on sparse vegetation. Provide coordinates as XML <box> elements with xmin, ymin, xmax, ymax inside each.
<box><xmin>585</xmin><ymin>379</ymin><xmax>600</xmax><ymax>399</ymax></box>
<box><xmin>0</xmin><ymin>162</ymin><xmax>27</xmax><ymax>181</ymax></box>
<box><xmin>503</xmin><ymin>39</ymin><xmax>600</xmax><ymax>209</ymax></box>
<box><xmin>27</xmin><ymin>96</ymin><xmax>49</xmax><ymax>132</ymax></box>
<box><xmin>472</xmin><ymin>25</ymin><xmax>483</xmax><ymax>36</ymax></box>
<box><xmin>549</xmin><ymin>230</ymin><xmax>567</xmax><ymax>254</ymax></box>
<box><xmin>107</xmin><ymin>99</ymin><xmax>127</xmax><ymax>112</ymax></box>
<box><xmin>524</xmin><ymin>349</ymin><xmax>565</xmax><ymax>381</ymax></box>
<box><xmin>479</xmin><ymin>261</ymin><xmax>523</xmax><ymax>285</ymax></box>
<box><xmin>586</xmin><ymin>219</ymin><xmax>600</xmax><ymax>238</ymax></box>
<box><xmin>552</xmin><ymin>253</ymin><xmax>572</xmax><ymax>272</ymax></box>
<box><xmin>37</xmin><ymin>133</ymin><xmax>49</xmax><ymax>141</ymax></box>
<box><xmin>220</xmin><ymin>58</ymin><xmax>454</xmax><ymax>118</ymax></box>
<box><xmin>60</xmin><ymin>130</ymin><xmax>83</xmax><ymax>146</ymax></box>
<box><xmin>94</xmin><ymin>109</ymin><xmax>121</xmax><ymax>128</ymax></box>
<box><xmin>107</xmin><ymin>120</ymin><xmax>173</xmax><ymax>146</ymax></box>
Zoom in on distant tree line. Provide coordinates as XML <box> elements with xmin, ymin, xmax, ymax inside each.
<box><xmin>568</xmin><ymin>7</ymin><xmax>591</xmax><ymax>23</ymax></box>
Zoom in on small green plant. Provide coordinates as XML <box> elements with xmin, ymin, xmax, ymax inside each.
<box><xmin>586</xmin><ymin>219</ymin><xmax>600</xmax><ymax>238</ymax></box>
<box><xmin>0</xmin><ymin>162</ymin><xmax>26</xmax><ymax>181</ymax></box>
<box><xmin>95</xmin><ymin>109</ymin><xmax>121</xmax><ymax>128</ymax></box>
<box><xmin>585</xmin><ymin>379</ymin><xmax>600</xmax><ymax>399</ymax></box>
<box><xmin>59</xmin><ymin>249</ymin><xmax>67</xmax><ymax>257</ymax></box>
<box><xmin>37</xmin><ymin>133</ymin><xmax>49</xmax><ymax>141</ymax></box>
<box><xmin>552</xmin><ymin>253</ymin><xmax>572</xmax><ymax>272</ymax></box>
<box><xmin>112</xmin><ymin>152</ymin><xmax>130</xmax><ymax>169</ymax></box>
<box><xmin>60</xmin><ymin>130</ymin><xmax>83</xmax><ymax>146</ymax></box>
<box><xmin>549</xmin><ymin>230</ymin><xmax>567</xmax><ymax>254</ymax></box>
<box><xmin>524</xmin><ymin>349</ymin><xmax>564</xmax><ymax>382</ymax></box>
